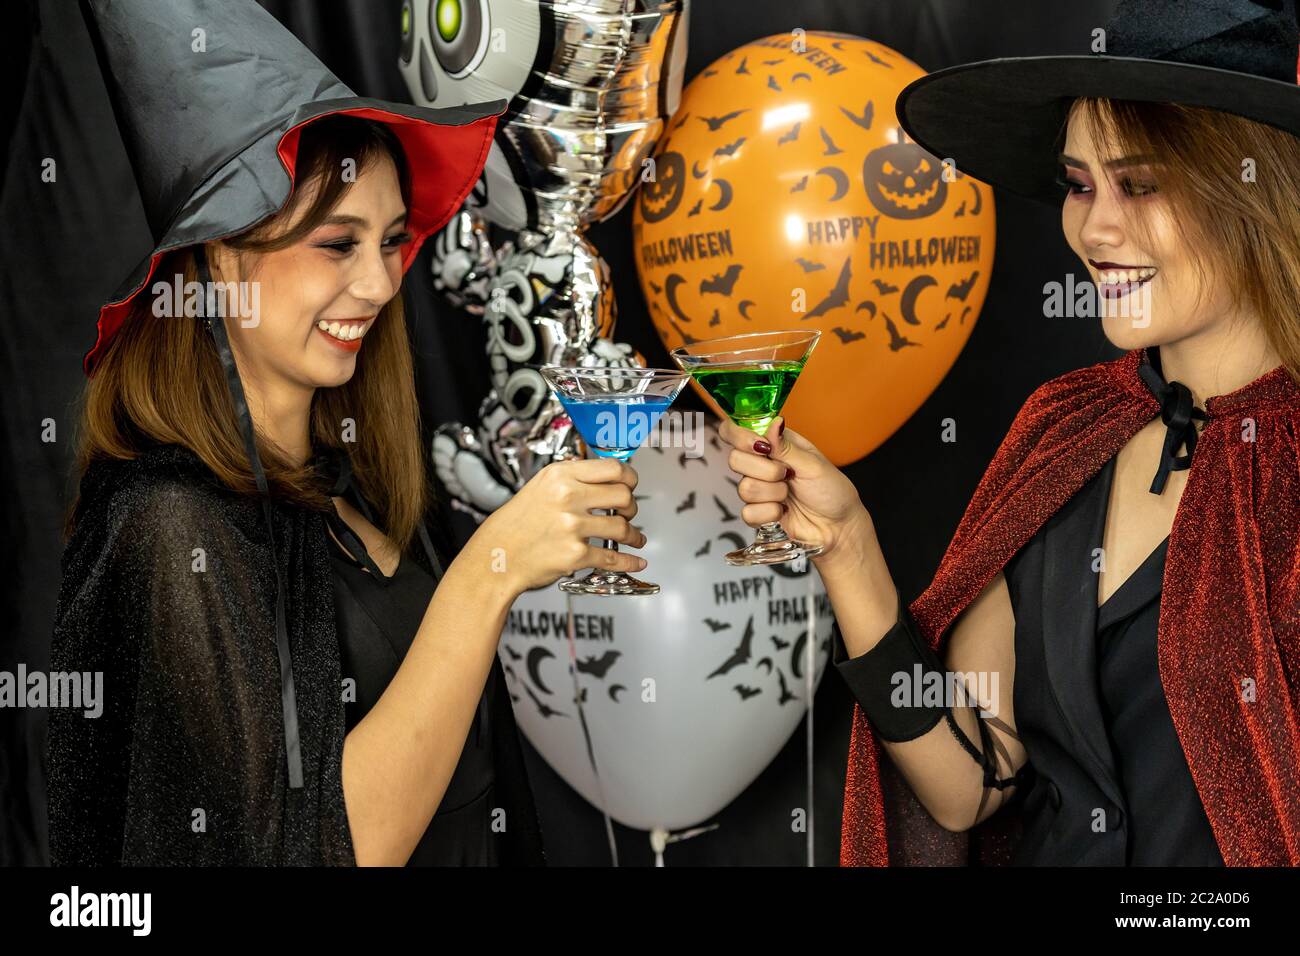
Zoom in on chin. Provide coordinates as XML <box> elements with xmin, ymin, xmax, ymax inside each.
<box><xmin>1098</xmin><ymin>307</ymin><xmax>1179</xmax><ymax>353</ymax></box>
<box><xmin>304</xmin><ymin>358</ymin><xmax>359</xmax><ymax>389</ymax></box>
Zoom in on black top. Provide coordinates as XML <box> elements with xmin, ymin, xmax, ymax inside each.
<box><xmin>327</xmin><ymin>516</ymin><xmax>501</xmax><ymax>866</ymax></box>
<box><xmin>1003</xmin><ymin>453</ymin><xmax>1222</xmax><ymax>865</ymax></box>
<box><xmin>833</xmin><ymin>452</ymin><xmax>1224</xmax><ymax>865</ymax></box>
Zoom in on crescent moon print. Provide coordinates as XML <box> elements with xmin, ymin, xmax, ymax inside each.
<box><xmin>526</xmin><ymin>646</ymin><xmax>557</xmax><ymax>695</ymax></box>
<box><xmin>664</xmin><ymin>273</ymin><xmax>694</xmax><ymax>324</ymax></box>
<box><xmin>816</xmin><ymin>166</ymin><xmax>849</xmax><ymax>201</ymax></box>
<box><xmin>660</xmin><ymin>273</ymin><xmax>698</xmax><ymax>344</ymax></box>
<box><xmin>708</xmin><ymin>178</ymin><xmax>734</xmax><ymax>211</ymax></box>
<box><xmin>790</xmin><ymin>632</ymin><xmax>807</xmax><ymax>679</ymax></box>
<box><xmin>900</xmin><ymin>274</ymin><xmax>938</xmax><ymax>326</ymax></box>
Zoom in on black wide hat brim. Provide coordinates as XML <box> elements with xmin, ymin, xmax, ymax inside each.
<box><xmin>896</xmin><ymin>54</ymin><xmax>1300</xmax><ymax>206</ymax></box>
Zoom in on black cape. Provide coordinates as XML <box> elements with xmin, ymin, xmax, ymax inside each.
<box><xmin>46</xmin><ymin>443</ymin><xmax>545</xmax><ymax>865</ymax></box>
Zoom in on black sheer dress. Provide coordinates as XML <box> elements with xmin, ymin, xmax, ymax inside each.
<box><xmin>46</xmin><ymin>443</ymin><xmax>544</xmax><ymax>866</ymax></box>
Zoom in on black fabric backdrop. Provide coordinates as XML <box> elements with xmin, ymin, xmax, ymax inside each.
<box><xmin>0</xmin><ymin>0</ymin><xmax>1121</xmax><ymax>866</ymax></box>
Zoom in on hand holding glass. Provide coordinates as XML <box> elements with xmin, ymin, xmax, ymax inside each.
<box><xmin>671</xmin><ymin>330</ymin><xmax>823</xmax><ymax>566</ymax></box>
<box><xmin>539</xmin><ymin>365</ymin><xmax>690</xmax><ymax>595</ymax></box>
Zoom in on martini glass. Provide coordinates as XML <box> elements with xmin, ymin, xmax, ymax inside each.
<box><xmin>540</xmin><ymin>365</ymin><xmax>690</xmax><ymax>595</ymax></box>
<box><xmin>671</xmin><ymin>330</ymin><xmax>823</xmax><ymax>566</ymax></box>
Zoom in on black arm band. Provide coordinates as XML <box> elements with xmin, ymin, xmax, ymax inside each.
<box><xmin>831</xmin><ymin>588</ymin><xmax>950</xmax><ymax>743</ymax></box>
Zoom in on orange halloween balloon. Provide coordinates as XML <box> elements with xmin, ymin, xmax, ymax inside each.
<box><xmin>633</xmin><ymin>32</ymin><xmax>997</xmax><ymax>465</ymax></box>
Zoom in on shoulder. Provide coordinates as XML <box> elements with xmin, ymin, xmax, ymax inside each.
<box><xmin>957</xmin><ymin>352</ymin><xmax>1135</xmax><ymax>518</ymax></box>
<box><xmin>75</xmin><ymin>445</ymin><xmax>263</xmax><ymax>564</ymax></box>
<box><xmin>1017</xmin><ymin>351</ymin><xmax>1133</xmax><ymax>425</ymax></box>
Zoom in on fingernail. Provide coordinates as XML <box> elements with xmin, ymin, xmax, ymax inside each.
<box><xmin>785</xmin><ymin>465</ymin><xmax>796</xmax><ymax>479</ymax></box>
<box><xmin>637</xmin><ymin>558</ymin><xmax>647</xmax><ymax>569</ymax></box>
<box><xmin>777</xmin><ymin>419</ymin><xmax>785</xmax><ymax>437</ymax></box>
<box><xmin>753</xmin><ymin>439</ymin><xmax>772</xmax><ymax>455</ymax></box>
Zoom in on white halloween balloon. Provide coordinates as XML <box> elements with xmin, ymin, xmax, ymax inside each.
<box><xmin>500</xmin><ymin>420</ymin><xmax>833</xmax><ymax>831</ymax></box>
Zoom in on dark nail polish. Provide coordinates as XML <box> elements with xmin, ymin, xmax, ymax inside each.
<box><xmin>785</xmin><ymin>465</ymin><xmax>796</xmax><ymax>479</ymax></box>
<box><xmin>754</xmin><ymin>439</ymin><xmax>772</xmax><ymax>455</ymax></box>
<box><xmin>777</xmin><ymin>420</ymin><xmax>785</xmax><ymax>437</ymax></box>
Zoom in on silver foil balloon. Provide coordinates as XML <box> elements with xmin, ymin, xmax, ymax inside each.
<box><xmin>429</xmin><ymin>207</ymin><xmax>498</xmax><ymax>315</ymax></box>
<box><xmin>402</xmin><ymin>0</ymin><xmax>689</xmax><ymax>519</ymax></box>
<box><xmin>400</xmin><ymin>0</ymin><xmax>690</xmax><ymax>233</ymax></box>
<box><xmin>432</xmin><ymin>228</ymin><xmax>638</xmax><ymax>519</ymax></box>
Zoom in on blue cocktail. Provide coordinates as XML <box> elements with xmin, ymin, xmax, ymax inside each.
<box><xmin>556</xmin><ymin>394</ymin><xmax>675</xmax><ymax>460</ymax></box>
<box><xmin>540</xmin><ymin>366</ymin><xmax>690</xmax><ymax>595</ymax></box>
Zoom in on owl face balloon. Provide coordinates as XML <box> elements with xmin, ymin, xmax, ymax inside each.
<box><xmin>399</xmin><ymin>0</ymin><xmax>690</xmax><ymax>232</ymax></box>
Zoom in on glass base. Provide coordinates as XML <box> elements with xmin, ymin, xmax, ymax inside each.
<box><xmin>725</xmin><ymin>522</ymin><xmax>823</xmax><ymax>567</ymax></box>
<box><xmin>560</xmin><ymin>569</ymin><xmax>660</xmax><ymax>596</ymax></box>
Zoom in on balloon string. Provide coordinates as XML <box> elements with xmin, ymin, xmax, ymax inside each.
<box><xmin>805</xmin><ymin>565</ymin><xmax>816</xmax><ymax>867</ymax></box>
<box><xmin>565</xmin><ymin>593</ymin><xmax>619</xmax><ymax>866</ymax></box>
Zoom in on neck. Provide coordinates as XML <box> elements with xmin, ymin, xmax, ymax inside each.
<box><xmin>1154</xmin><ymin>317</ymin><xmax>1281</xmax><ymax>409</ymax></box>
<box><xmin>239</xmin><ymin>369</ymin><xmax>315</xmax><ymax>468</ymax></box>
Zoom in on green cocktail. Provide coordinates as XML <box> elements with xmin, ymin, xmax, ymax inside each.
<box><xmin>671</xmin><ymin>330</ymin><xmax>823</xmax><ymax>567</ymax></box>
<box><xmin>687</xmin><ymin>361</ymin><xmax>806</xmax><ymax>434</ymax></box>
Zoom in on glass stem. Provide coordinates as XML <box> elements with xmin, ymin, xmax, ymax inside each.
<box><xmin>755</xmin><ymin>521</ymin><xmax>789</xmax><ymax>543</ymax></box>
<box><xmin>603</xmin><ymin>507</ymin><xmax>619</xmax><ymax>552</ymax></box>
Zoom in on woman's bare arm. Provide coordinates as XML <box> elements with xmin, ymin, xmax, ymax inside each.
<box><xmin>340</xmin><ymin>458</ymin><xmax>647</xmax><ymax>865</ymax></box>
<box><xmin>820</xmin><ymin>520</ymin><xmax>1027</xmax><ymax>832</ymax></box>
<box><xmin>340</xmin><ymin>534</ymin><xmax>515</xmax><ymax>866</ymax></box>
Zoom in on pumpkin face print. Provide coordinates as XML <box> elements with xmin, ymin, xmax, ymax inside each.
<box><xmin>633</xmin><ymin>32</ymin><xmax>996</xmax><ymax>466</ymax></box>
<box><xmin>864</xmin><ymin>134</ymin><xmax>947</xmax><ymax>219</ymax></box>
<box><xmin>639</xmin><ymin>150</ymin><xmax>686</xmax><ymax>222</ymax></box>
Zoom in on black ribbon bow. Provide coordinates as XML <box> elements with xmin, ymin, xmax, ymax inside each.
<box><xmin>1136</xmin><ymin>352</ymin><xmax>1208</xmax><ymax>494</ymax></box>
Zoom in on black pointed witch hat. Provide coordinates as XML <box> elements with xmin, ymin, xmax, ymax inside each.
<box><xmin>79</xmin><ymin>0</ymin><xmax>502</xmax><ymax>791</ymax></box>
<box><xmin>895</xmin><ymin>0</ymin><xmax>1300</xmax><ymax>205</ymax></box>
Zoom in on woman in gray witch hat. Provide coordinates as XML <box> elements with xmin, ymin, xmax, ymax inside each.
<box><xmin>47</xmin><ymin>0</ymin><xmax>650</xmax><ymax>866</ymax></box>
<box><xmin>721</xmin><ymin>0</ymin><xmax>1300</xmax><ymax>865</ymax></box>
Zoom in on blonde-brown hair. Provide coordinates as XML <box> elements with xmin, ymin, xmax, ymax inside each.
<box><xmin>1064</xmin><ymin>97</ymin><xmax>1300</xmax><ymax>385</ymax></box>
<box><xmin>67</xmin><ymin>116</ymin><xmax>431</xmax><ymax>554</ymax></box>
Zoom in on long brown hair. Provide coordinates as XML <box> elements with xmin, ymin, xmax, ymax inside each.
<box><xmin>1064</xmin><ymin>97</ymin><xmax>1300</xmax><ymax>385</ymax></box>
<box><xmin>68</xmin><ymin>115</ymin><xmax>432</xmax><ymax>554</ymax></box>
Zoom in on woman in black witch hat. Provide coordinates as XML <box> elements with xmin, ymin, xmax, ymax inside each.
<box><xmin>720</xmin><ymin>0</ymin><xmax>1300</xmax><ymax>865</ymax></box>
<box><xmin>47</xmin><ymin>0</ymin><xmax>649</xmax><ymax>866</ymax></box>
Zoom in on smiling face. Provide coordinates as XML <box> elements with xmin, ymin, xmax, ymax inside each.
<box><xmin>1059</xmin><ymin>99</ymin><xmax>1231</xmax><ymax>351</ymax></box>
<box><xmin>212</xmin><ymin>154</ymin><xmax>409</xmax><ymax>393</ymax></box>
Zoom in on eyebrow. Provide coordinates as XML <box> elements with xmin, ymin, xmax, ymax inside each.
<box><xmin>1058</xmin><ymin>152</ymin><xmax>1158</xmax><ymax>171</ymax></box>
<box><xmin>321</xmin><ymin>212</ymin><xmax>408</xmax><ymax>229</ymax></box>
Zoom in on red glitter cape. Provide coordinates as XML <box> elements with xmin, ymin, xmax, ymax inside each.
<box><xmin>840</xmin><ymin>347</ymin><xmax>1300</xmax><ymax>866</ymax></box>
